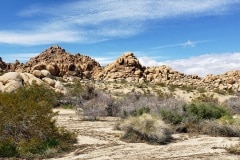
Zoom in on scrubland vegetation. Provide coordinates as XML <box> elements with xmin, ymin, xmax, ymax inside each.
<box><xmin>0</xmin><ymin>84</ymin><xmax>77</xmax><ymax>158</ymax></box>
<box><xmin>1</xmin><ymin>80</ymin><xmax>240</xmax><ymax>158</ymax></box>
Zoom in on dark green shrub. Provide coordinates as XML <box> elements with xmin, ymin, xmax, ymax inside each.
<box><xmin>0</xmin><ymin>84</ymin><xmax>77</xmax><ymax>158</ymax></box>
<box><xmin>160</xmin><ymin>110</ymin><xmax>183</xmax><ymax>125</ymax></box>
<box><xmin>0</xmin><ymin>139</ymin><xmax>17</xmax><ymax>157</ymax></box>
<box><xmin>184</xmin><ymin>102</ymin><xmax>229</xmax><ymax>122</ymax></box>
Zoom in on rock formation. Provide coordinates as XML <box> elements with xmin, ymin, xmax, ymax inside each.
<box><xmin>0</xmin><ymin>71</ymin><xmax>66</xmax><ymax>93</ymax></box>
<box><xmin>94</xmin><ymin>52</ymin><xmax>144</xmax><ymax>82</ymax></box>
<box><xmin>2</xmin><ymin>45</ymin><xmax>240</xmax><ymax>93</ymax></box>
<box><xmin>0</xmin><ymin>57</ymin><xmax>7</xmax><ymax>71</ymax></box>
<box><xmin>16</xmin><ymin>45</ymin><xmax>101</xmax><ymax>78</ymax></box>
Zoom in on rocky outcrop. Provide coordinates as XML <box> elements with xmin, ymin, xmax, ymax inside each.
<box><xmin>0</xmin><ymin>57</ymin><xmax>7</xmax><ymax>71</ymax></box>
<box><xmin>0</xmin><ymin>57</ymin><xmax>22</xmax><ymax>72</ymax></box>
<box><xmin>16</xmin><ymin>45</ymin><xmax>101</xmax><ymax>78</ymax></box>
<box><xmin>0</xmin><ymin>72</ymin><xmax>66</xmax><ymax>93</ymax></box>
<box><xmin>2</xmin><ymin>46</ymin><xmax>240</xmax><ymax>93</ymax></box>
<box><xmin>94</xmin><ymin>52</ymin><xmax>144</xmax><ymax>82</ymax></box>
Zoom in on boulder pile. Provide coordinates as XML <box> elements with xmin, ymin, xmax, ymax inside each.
<box><xmin>16</xmin><ymin>45</ymin><xmax>101</xmax><ymax>78</ymax></box>
<box><xmin>0</xmin><ymin>71</ymin><xmax>66</xmax><ymax>93</ymax></box>
<box><xmin>94</xmin><ymin>52</ymin><xmax>144</xmax><ymax>82</ymax></box>
<box><xmin>1</xmin><ymin>45</ymin><xmax>240</xmax><ymax>93</ymax></box>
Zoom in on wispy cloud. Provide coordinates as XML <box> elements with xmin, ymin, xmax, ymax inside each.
<box><xmin>1</xmin><ymin>53</ymin><xmax>39</xmax><ymax>63</ymax></box>
<box><xmin>0</xmin><ymin>31</ymin><xmax>79</xmax><ymax>45</ymax></box>
<box><xmin>153</xmin><ymin>40</ymin><xmax>209</xmax><ymax>49</ymax></box>
<box><xmin>0</xmin><ymin>0</ymin><xmax>239</xmax><ymax>45</ymax></box>
<box><xmin>140</xmin><ymin>52</ymin><xmax>240</xmax><ymax>77</ymax></box>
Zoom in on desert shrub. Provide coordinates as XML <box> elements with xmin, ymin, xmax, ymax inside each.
<box><xmin>155</xmin><ymin>97</ymin><xmax>185</xmax><ymax>114</ymax></box>
<box><xmin>179</xmin><ymin>85</ymin><xmax>195</xmax><ymax>92</ymax></box>
<box><xmin>184</xmin><ymin>102</ymin><xmax>229</xmax><ymax>122</ymax></box>
<box><xmin>117</xmin><ymin>92</ymin><xmax>158</xmax><ymax>117</ymax></box>
<box><xmin>119</xmin><ymin>113</ymin><xmax>172</xmax><ymax>144</ymax></box>
<box><xmin>82</xmin><ymin>91</ymin><xmax>115</xmax><ymax>120</ymax></box>
<box><xmin>224</xmin><ymin>96</ymin><xmax>240</xmax><ymax>114</ymax></box>
<box><xmin>213</xmin><ymin>88</ymin><xmax>235</xmax><ymax>95</ymax></box>
<box><xmin>199</xmin><ymin>120</ymin><xmax>240</xmax><ymax>137</ymax></box>
<box><xmin>118</xmin><ymin>92</ymin><xmax>185</xmax><ymax>118</ymax></box>
<box><xmin>160</xmin><ymin>110</ymin><xmax>183</xmax><ymax>125</ymax></box>
<box><xmin>130</xmin><ymin>107</ymin><xmax>150</xmax><ymax>117</ymax></box>
<box><xmin>226</xmin><ymin>143</ymin><xmax>240</xmax><ymax>155</ymax></box>
<box><xmin>0</xmin><ymin>85</ymin><xmax>77</xmax><ymax>158</ymax></box>
<box><xmin>197</xmin><ymin>87</ymin><xmax>206</xmax><ymax>93</ymax></box>
<box><xmin>192</xmin><ymin>93</ymin><xmax>219</xmax><ymax>104</ymax></box>
<box><xmin>61</xmin><ymin>81</ymin><xmax>85</xmax><ymax>108</ymax></box>
<box><xmin>168</xmin><ymin>84</ymin><xmax>177</xmax><ymax>92</ymax></box>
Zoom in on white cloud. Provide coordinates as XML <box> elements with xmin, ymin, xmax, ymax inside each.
<box><xmin>153</xmin><ymin>40</ymin><xmax>209</xmax><ymax>49</ymax></box>
<box><xmin>139</xmin><ymin>56</ymin><xmax>159</xmax><ymax>66</ymax></box>
<box><xmin>0</xmin><ymin>31</ymin><xmax>80</xmax><ymax>45</ymax></box>
<box><xmin>0</xmin><ymin>0</ymin><xmax>239</xmax><ymax>45</ymax></box>
<box><xmin>157</xmin><ymin>53</ymin><xmax>240</xmax><ymax>77</ymax></box>
<box><xmin>93</xmin><ymin>57</ymin><xmax>116</xmax><ymax>66</ymax></box>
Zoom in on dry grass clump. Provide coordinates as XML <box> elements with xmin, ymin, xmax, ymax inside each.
<box><xmin>199</xmin><ymin>120</ymin><xmax>240</xmax><ymax>137</ymax></box>
<box><xmin>226</xmin><ymin>143</ymin><xmax>240</xmax><ymax>155</ymax></box>
<box><xmin>0</xmin><ymin>84</ymin><xmax>77</xmax><ymax>158</ymax></box>
<box><xmin>119</xmin><ymin>113</ymin><xmax>172</xmax><ymax>144</ymax></box>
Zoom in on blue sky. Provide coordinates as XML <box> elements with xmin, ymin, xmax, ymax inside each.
<box><xmin>0</xmin><ymin>0</ymin><xmax>240</xmax><ymax>77</ymax></box>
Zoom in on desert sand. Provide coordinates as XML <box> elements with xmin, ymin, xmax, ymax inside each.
<box><xmin>49</xmin><ymin>108</ymin><xmax>240</xmax><ymax>160</ymax></box>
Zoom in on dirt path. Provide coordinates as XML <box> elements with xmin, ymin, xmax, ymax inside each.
<box><xmin>50</xmin><ymin>109</ymin><xmax>240</xmax><ymax>160</ymax></box>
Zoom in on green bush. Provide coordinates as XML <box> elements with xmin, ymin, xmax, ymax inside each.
<box><xmin>119</xmin><ymin>113</ymin><xmax>172</xmax><ymax>144</ymax></box>
<box><xmin>184</xmin><ymin>102</ymin><xmax>229</xmax><ymax>122</ymax></box>
<box><xmin>160</xmin><ymin>110</ymin><xmax>183</xmax><ymax>125</ymax></box>
<box><xmin>0</xmin><ymin>85</ymin><xmax>77</xmax><ymax>158</ymax></box>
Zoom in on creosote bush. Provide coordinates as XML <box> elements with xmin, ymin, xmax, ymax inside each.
<box><xmin>0</xmin><ymin>84</ymin><xmax>77</xmax><ymax>158</ymax></box>
<box><xmin>119</xmin><ymin>113</ymin><xmax>172</xmax><ymax>144</ymax></box>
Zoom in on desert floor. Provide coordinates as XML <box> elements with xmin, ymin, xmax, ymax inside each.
<box><xmin>48</xmin><ymin>108</ymin><xmax>240</xmax><ymax>160</ymax></box>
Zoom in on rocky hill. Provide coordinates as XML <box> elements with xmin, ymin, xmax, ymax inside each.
<box><xmin>16</xmin><ymin>45</ymin><xmax>101</xmax><ymax>78</ymax></box>
<box><xmin>1</xmin><ymin>45</ymin><xmax>240</xmax><ymax>92</ymax></box>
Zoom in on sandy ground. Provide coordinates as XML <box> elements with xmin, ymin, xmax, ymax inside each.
<box><xmin>49</xmin><ymin>108</ymin><xmax>240</xmax><ymax>160</ymax></box>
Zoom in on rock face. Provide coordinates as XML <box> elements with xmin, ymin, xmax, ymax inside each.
<box><xmin>94</xmin><ymin>52</ymin><xmax>144</xmax><ymax>82</ymax></box>
<box><xmin>16</xmin><ymin>45</ymin><xmax>101</xmax><ymax>78</ymax></box>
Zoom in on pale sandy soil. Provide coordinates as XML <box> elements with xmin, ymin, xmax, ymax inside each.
<box><xmin>49</xmin><ymin>108</ymin><xmax>240</xmax><ymax>160</ymax></box>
